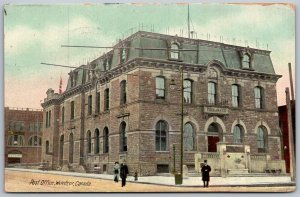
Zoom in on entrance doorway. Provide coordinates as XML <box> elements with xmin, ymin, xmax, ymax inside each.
<box><xmin>207</xmin><ymin>122</ymin><xmax>223</xmax><ymax>152</ymax></box>
<box><xmin>208</xmin><ymin>136</ymin><xmax>219</xmax><ymax>152</ymax></box>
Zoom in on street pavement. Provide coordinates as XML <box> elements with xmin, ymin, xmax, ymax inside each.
<box><xmin>6</xmin><ymin>167</ymin><xmax>295</xmax><ymax>187</ymax></box>
<box><xmin>5</xmin><ymin>168</ymin><xmax>295</xmax><ymax>193</ymax></box>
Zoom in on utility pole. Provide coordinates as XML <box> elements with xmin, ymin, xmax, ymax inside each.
<box><xmin>288</xmin><ymin>63</ymin><xmax>295</xmax><ymax>101</ymax></box>
<box><xmin>286</xmin><ymin>88</ymin><xmax>295</xmax><ymax>181</ymax></box>
<box><xmin>187</xmin><ymin>4</ymin><xmax>190</xmax><ymax>38</ymax></box>
<box><xmin>180</xmin><ymin>67</ymin><xmax>184</xmax><ymax>183</ymax></box>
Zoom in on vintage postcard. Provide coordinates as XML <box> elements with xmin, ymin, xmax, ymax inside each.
<box><xmin>4</xmin><ymin>3</ymin><xmax>296</xmax><ymax>192</ymax></box>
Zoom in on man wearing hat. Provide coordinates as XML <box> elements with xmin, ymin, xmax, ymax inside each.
<box><xmin>201</xmin><ymin>160</ymin><xmax>211</xmax><ymax>188</ymax></box>
<box><xmin>120</xmin><ymin>160</ymin><xmax>129</xmax><ymax>187</ymax></box>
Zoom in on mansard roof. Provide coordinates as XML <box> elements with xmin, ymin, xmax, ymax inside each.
<box><xmin>65</xmin><ymin>31</ymin><xmax>276</xmax><ymax>92</ymax></box>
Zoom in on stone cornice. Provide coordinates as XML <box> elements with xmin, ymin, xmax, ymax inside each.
<box><xmin>42</xmin><ymin>57</ymin><xmax>281</xmax><ymax>107</ymax></box>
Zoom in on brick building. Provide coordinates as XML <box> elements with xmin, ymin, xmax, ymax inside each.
<box><xmin>278</xmin><ymin>100</ymin><xmax>296</xmax><ymax>173</ymax></box>
<box><xmin>5</xmin><ymin>107</ymin><xmax>43</xmax><ymax>167</ymax></box>
<box><xmin>41</xmin><ymin>31</ymin><xmax>285</xmax><ymax>176</ymax></box>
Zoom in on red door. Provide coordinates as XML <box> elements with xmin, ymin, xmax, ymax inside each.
<box><xmin>208</xmin><ymin>136</ymin><xmax>219</xmax><ymax>152</ymax></box>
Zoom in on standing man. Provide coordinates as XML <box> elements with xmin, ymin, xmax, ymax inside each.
<box><xmin>201</xmin><ymin>160</ymin><xmax>211</xmax><ymax>188</ymax></box>
<box><xmin>113</xmin><ymin>162</ymin><xmax>120</xmax><ymax>182</ymax></box>
<box><xmin>120</xmin><ymin>161</ymin><xmax>129</xmax><ymax>187</ymax></box>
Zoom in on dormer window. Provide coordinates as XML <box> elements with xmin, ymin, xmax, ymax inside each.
<box><xmin>108</xmin><ymin>55</ymin><xmax>112</xmax><ymax>70</ymax></box>
<box><xmin>120</xmin><ymin>48</ymin><xmax>126</xmax><ymax>64</ymax></box>
<box><xmin>242</xmin><ymin>54</ymin><xmax>250</xmax><ymax>69</ymax></box>
<box><xmin>170</xmin><ymin>43</ymin><xmax>179</xmax><ymax>59</ymax></box>
<box><xmin>70</xmin><ymin>74</ymin><xmax>74</xmax><ymax>87</ymax></box>
<box><xmin>103</xmin><ymin>58</ymin><xmax>108</xmax><ymax>71</ymax></box>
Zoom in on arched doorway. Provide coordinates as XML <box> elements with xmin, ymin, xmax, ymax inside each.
<box><xmin>207</xmin><ymin>123</ymin><xmax>223</xmax><ymax>152</ymax></box>
<box><xmin>69</xmin><ymin>133</ymin><xmax>73</xmax><ymax>164</ymax></box>
<box><xmin>59</xmin><ymin>135</ymin><xmax>64</xmax><ymax>166</ymax></box>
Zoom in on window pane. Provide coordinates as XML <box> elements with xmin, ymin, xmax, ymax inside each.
<box><xmin>208</xmin><ymin>124</ymin><xmax>218</xmax><ymax>133</ymax></box>
<box><xmin>156</xmin><ymin>77</ymin><xmax>164</xmax><ymax>89</ymax></box>
<box><xmin>233</xmin><ymin>126</ymin><xmax>241</xmax><ymax>143</ymax></box>
<box><xmin>255</xmin><ymin>87</ymin><xmax>261</xmax><ymax>98</ymax></box>
<box><xmin>232</xmin><ymin>97</ymin><xmax>238</xmax><ymax>107</ymax></box>
<box><xmin>156</xmin><ymin>77</ymin><xmax>165</xmax><ymax>98</ymax></box>
<box><xmin>156</xmin><ymin>89</ymin><xmax>165</xmax><ymax>97</ymax></box>
<box><xmin>184</xmin><ymin>92</ymin><xmax>191</xmax><ymax>103</ymax></box>
<box><xmin>171</xmin><ymin>44</ymin><xmax>179</xmax><ymax>59</ymax></box>
<box><xmin>156</xmin><ymin>121</ymin><xmax>168</xmax><ymax>151</ymax></box>
<box><xmin>242</xmin><ymin>55</ymin><xmax>250</xmax><ymax>68</ymax></box>
<box><xmin>208</xmin><ymin>94</ymin><xmax>215</xmax><ymax>105</ymax></box>
<box><xmin>232</xmin><ymin>85</ymin><xmax>238</xmax><ymax>96</ymax></box>
<box><xmin>184</xmin><ymin>123</ymin><xmax>194</xmax><ymax>151</ymax></box>
<box><xmin>184</xmin><ymin>80</ymin><xmax>192</xmax><ymax>103</ymax></box>
<box><xmin>161</xmin><ymin>137</ymin><xmax>166</xmax><ymax>151</ymax></box>
<box><xmin>232</xmin><ymin>85</ymin><xmax>239</xmax><ymax>107</ymax></box>
<box><xmin>156</xmin><ymin>136</ymin><xmax>160</xmax><ymax>150</ymax></box>
<box><xmin>255</xmin><ymin>99</ymin><xmax>261</xmax><ymax>109</ymax></box>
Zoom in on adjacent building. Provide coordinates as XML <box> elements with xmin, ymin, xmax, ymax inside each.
<box><xmin>41</xmin><ymin>31</ymin><xmax>285</xmax><ymax>176</ymax></box>
<box><xmin>5</xmin><ymin>107</ymin><xmax>43</xmax><ymax>167</ymax></box>
<box><xmin>278</xmin><ymin>100</ymin><xmax>296</xmax><ymax>173</ymax></box>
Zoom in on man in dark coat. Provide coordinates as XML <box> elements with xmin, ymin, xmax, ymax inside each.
<box><xmin>120</xmin><ymin>161</ymin><xmax>129</xmax><ymax>187</ymax></box>
<box><xmin>201</xmin><ymin>160</ymin><xmax>211</xmax><ymax>188</ymax></box>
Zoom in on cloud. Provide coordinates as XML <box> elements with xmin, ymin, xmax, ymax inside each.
<box><xmin>4</xmin><ymin>26</ymin><xmax>40</xmax><ymax>55</ymax></box>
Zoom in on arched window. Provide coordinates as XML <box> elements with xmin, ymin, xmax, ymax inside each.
<box><xmin>8</xmin><ymin>135</ymin><xmax>24</xmax><ymax>146</ymax></box>
<box><xmin>103</xmin><ymin>127</ymin><xmax>109</xmax><ymax>153</ymax></box>
<box><xmin>94</xmin><ymin>129</ymin><xmax>100</xmax><ymax>154</ymax></box>
<box><xmin>184</xmin><ymin>80</ymin><xmax>192</xmax><ymax>104</ymax></box>
<box><xmin>184</xmin><ymin>123</ymin><xmax>195</xmax><ymax>151</ymax></box>
<box><xmin>208</xmin><ymin>82</ymin><xmax>217</xmax><ymax>105</ymax></box>
<box><xmin>155</xmin><ymin>120</ymin><xmax>168</xmax><ymax>151</ymax></box>
<box><xmin>208</xmin><ymin>123</ymin><xmax>219</xmax><ymax>133</ymax></box>
<box><xmin>120</xmin><ymin>122</ymin><xmax>127</xmax><ymax>152</ymax></box>
<box><xmin>156</xmin><ymin>76</ymin><xmax>165</xmax><ymax>99</ymax></box>
<box><xmin>242</xmin><ymin>54</ymin><xmax>250</xmax><ymax>68</ymax></box>
<box><xmin>87</xmin><ymin>130</ymin><xmax>92</xmax><ymax>153</ymax></box>
<box><xmin>233</xmin><ymin>125</ymin><xmax>243</xmax><ymax>144</ymax></box>
<box><xmin>257</xmin><ymin>126</ymin><xmax>268</xmax><ymax>153</ymax></box>
<box><xmin>170</xmin><ymin>43</ymin><xmax>179</xmax><ymax>59</ymax></box>
<box><xmin>120</xmin><ymin>80</ymin><xmax>127</xmax><ymax>105</ymax></box>
<box><xmin>254</xmin><ymin>86</ymin><xmax>264</xmax><ymax>109</ymax></box>
<box><xmin>69</xmin><ymin>133</ymin><xmax>73</xmax><ymax>163</ymax></box>
<box><xmin>28</xmin><ymin>136</ymin><xmax>42</xmax><ymax>146</ymax></box>
<box><xmin>46</xmin><ymin>140</ymin><xmax>50</xmax><ymax>154</ymax></box>
<box><xmin>232</xmin><ymin>84</ymin><xmax>240</xmax><ymax>107</ymax></box>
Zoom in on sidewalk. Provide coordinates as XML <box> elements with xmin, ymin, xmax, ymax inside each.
<box><xmin>6</xmin><ymin>168</ymin><xmax>295</xmax><ymax>187</ymax></box>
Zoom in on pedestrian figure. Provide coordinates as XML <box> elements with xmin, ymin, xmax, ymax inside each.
<box><xmin>201</xmin><ymin>160</ymin><xmax>211</xmax><ymax>188</ymax></box>
<box><xmin>120</xmin><ymin>161</ymin><xmax>129</xmax><ymax>187</ymax></box>
<box><xmin>113</xmin><ymin>162</ymin><xmax>120</xmax><ymax>182</ymax></box>
<box><xmin>134</xmin><ymin>171</ymin><xmax>138</xmax><ymax>181</ymax></box>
